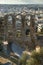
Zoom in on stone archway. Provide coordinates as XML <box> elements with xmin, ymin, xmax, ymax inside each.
<box><xmin>4</xmin><ymin>14</ymin><xmax>15</xmax><ymax>55</ymax></box>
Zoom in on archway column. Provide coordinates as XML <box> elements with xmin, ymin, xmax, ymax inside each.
<box><xmin>30</xmin><ymin>14</ymin><xmax>38</xmax><ymax>49</ymax></box>
<box><xmin>21</xmin><ymin>14</ymin><xmax>26</xmax><ymax>42</ymax></box>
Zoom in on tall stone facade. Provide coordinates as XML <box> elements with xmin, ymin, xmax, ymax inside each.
<box><xmin>4</xmin><ymin>14</ymin><xmax>23</xmax><ymax>42</ymax></box>
<box><xmin>0</xmin><ymin>12</ymin><xmax>37</xmax><ymax>49</ymax></box>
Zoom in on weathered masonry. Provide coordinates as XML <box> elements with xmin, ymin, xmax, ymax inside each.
<box><xmin>0</xmin><ymin>14</ymin><xmax>28</xmax><ymax>41</ymax></box>
<box><xmin>0</xmin><ymin>12</ymin><xmax>38</xmax><ymax>48</ymax></box>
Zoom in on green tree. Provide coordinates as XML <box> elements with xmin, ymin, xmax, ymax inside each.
<box><xmin>19</xmin><ymin>53</ymin><xmax>29</xmax><ymax>65</ymax></box>
<box><xmin>27</xmin><ymin>47</ymin><xmax>43</xmax><ymax>65</ymax></box>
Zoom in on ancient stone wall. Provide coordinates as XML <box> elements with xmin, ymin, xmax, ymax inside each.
<box><xmin>0</xmin><ymin>12</ymin><xmax>37</xmax><ymax>48</ymax></box>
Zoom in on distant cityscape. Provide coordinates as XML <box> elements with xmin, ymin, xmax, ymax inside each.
<box><xmin>0</xmin><ymin>4</ymin><xmax>43</xmax><ymax>13</ymax></box>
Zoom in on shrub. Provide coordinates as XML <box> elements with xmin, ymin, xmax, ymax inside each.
<box><xmin>27</xmin><ymin>47</ymin><xmax>43</xmax><ymax>65</ymax></box>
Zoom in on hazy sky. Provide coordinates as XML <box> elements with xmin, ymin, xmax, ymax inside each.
<box><xmin>0</xmin><ymin>0</ymin><xmax>43</xmax><ymax>4</ymax></box>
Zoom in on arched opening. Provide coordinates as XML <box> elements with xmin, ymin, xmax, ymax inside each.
<box><xmin>25</xmin><ymin>16</ymin><xmax>30</xmax><ymax>26</ymax></box>
<box><xmin>8</xmin><ymin>15</ymin><xmax>12</xmax><ymax>24</ymax></box>
<box><xmin>26</xmin><ymin>29</ymin><xmax>30</xmax><ymax>36</ymax></box>
<box><xmin>16</xmin><ymin>30</ymin><xmax>22</xmax><ymax>38</ymax></box>
<box><xmin>16</xmin><ymin>20</ymin><xmax>22</xmax><ymax>27</ymax></box>
<box><xmin>16</xmin><ymin>15</ymin><xmax>22</xmax><ymax>28</ymax></box>
<box><xmin>7</xmin><ymin>15</ymin><xmax>13</xmax><ymax>35</ymax></box>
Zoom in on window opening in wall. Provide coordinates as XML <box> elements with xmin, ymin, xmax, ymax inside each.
<box><xmin>26</xmin><ymin>29</ymin><xmax>30</xmax><ymax>36</ymax></box>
